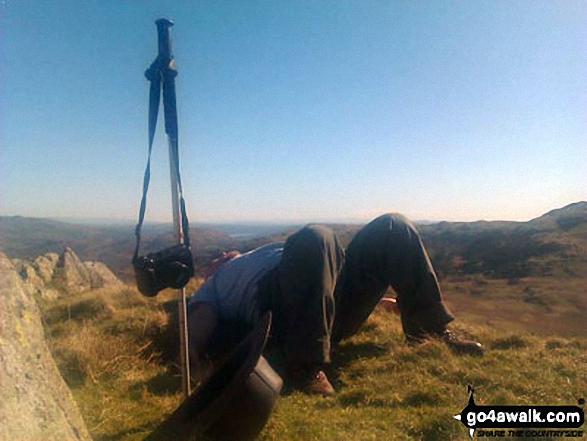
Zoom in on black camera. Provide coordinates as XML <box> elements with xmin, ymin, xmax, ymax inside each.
<box><xmin>133</xmin><ymin>244</ymin><xmax>194</xmax><ymax>297</ymax></box>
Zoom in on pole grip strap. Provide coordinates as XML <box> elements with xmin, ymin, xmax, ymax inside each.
<box><xmin>133</xmin><ymin>63</ymin><xmax>191</xmax><ymax>262</ymax></box>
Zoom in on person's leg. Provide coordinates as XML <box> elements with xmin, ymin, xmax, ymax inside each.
<box><xmin>265</xmin><ymin>225</ymin><xmax>344</xmax><ymax>395</ymax></box>
<box><xmin>270</xmin><ymin>225</ymin><xmax>345</xmax><ymax>365</ymax></box>
<box><xmin>332</xmin><ymin>213</ymin><xmax>454</xmax><ymax>342</ymax></box>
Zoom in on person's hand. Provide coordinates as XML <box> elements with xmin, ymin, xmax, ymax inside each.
<box><xmin>378</xmin><ymin>297</ymin><xmax>400</xmax><ymax>315</ymax></box>
<box><xmin>205</xmin><ymin>250</ymin><xmax>241</xmax><ymax>279</ymax></box>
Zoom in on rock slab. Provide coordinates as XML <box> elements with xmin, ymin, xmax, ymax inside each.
<box><xmin>0</xmin><ymin>253</ymin><xmax>92</xmax><ymax>441</ymax></box>
<box><xmin>14</xmin><ymin>247</ymin><xmax>125</xmax><ymax>297</ymax></box>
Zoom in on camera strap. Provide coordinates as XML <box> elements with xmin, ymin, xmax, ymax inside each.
<box><xmin>133</xmin><ymin>62</ymin><xmax>191</xmax><ymax>263</ymax></box>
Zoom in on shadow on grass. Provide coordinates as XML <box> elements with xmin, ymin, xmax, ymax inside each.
<box><xmin>328</xmin><ymin>340</ymin><xmax>388</xmax><ymax>388</ymax></box>
<box><xmin>267</xmin><ymin>340</ymin><xmax>388</xmax><ymax>396</ymax></box>
<box><xmin>145</xmin><ymin>371</ymin><xmax>182</xmax><ymax>396</ymax></box>
<box><xmin>332</xmin><ymin>340</ymin><xmax>388</xmax><ymax>368</ymax></box>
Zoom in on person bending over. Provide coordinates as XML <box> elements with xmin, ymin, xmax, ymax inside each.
<box><xmin>187</xmin><ymin>213</ymin><xmax>483</xmax><ymax>397</ymax></box>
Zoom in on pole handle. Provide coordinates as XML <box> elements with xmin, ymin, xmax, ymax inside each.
<box><xmin>156</xmin><ymin>18</ymin><xmax>174</xmax><ymax>62</ymax></box>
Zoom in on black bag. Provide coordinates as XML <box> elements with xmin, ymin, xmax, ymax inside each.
<box><xmin>132</xmin><ymin>58</ymin><xmax>194</xmax><ymax>297</ymax></box>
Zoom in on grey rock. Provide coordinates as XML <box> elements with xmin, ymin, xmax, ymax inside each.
<box><xmin>10</xmin><ymin>258</ymin><xmax>24</xmax><ymax>272</ymax></box>
<box><xmin>11</xmin><ymin>247</ymin><xmax>126</xmax><ymax>298</ymax></box>
<box><xmin>56</xmin><ymin>247</ymin><xmax>93</xmax><ymax>294</ymax></box>
<box><xmin>33</xmin><ymin>253</ymin><xmax>59</xmax><ymax>283</ymax></box>
<box><xmin>9</xmin><ymin>254</ymin><xmax>60</xmax><ymax>299</ymax></box>
<box><xmin>84</xmin><ymin>261</ymin><xmax>125</xmax><ymax>290</ymax></box>
<box><xmin>19</xmin><ymin>261</ymin><xmax>46</xmax><ymax>292</ymax></box>
<box><xmin>0</xmin><ymin>253</ymin><xmax>91</xmax><ymax>441</ymax></box>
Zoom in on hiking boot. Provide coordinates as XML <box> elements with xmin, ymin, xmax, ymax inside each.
<box><xmin>406</xmin><ymin>330</ymin><xmax>484</xmax><ymax>356</ymax></box>
<box><xmin>306</xmin><ymin>370</ymin><xmax>336</xmax><ymax>397</ymax></box>
<box><xmin>440</xmin><ymin>330</ymin><xmax>484</xmax><ymax>356</ymax></box>
<box><xmin>288</xmin><ymin>365</ymin><xmax>336</xmax><ymax>397</ymax></box>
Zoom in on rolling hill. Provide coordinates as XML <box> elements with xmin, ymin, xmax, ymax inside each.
<box><xmin>243</xmin><ymin>202</ymin><xmax>587</xmax><ymax>282</ymax></box>
<box><xmin>1</xmin><ymin>202</ymin><xmax>586</xmax><ymax>283</ymax></box>
<box><xmin>0</xmin><ymin>217</ymin><xmax>241</xmax><ymax>281</ymax></box>
<box><xmin>419</xmin><ymin>201</ymin><xmax>587</xmax><ymax>280</ymax></box>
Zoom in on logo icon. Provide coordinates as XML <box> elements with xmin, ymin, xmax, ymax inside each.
<box><xmin>454</xmin><ymin>386</ymin><xmax>585</xmax><ymax>439</ymax></box>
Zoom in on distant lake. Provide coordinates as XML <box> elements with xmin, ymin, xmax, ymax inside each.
<box><xmin>227</xmin><ymin>232</ymin><xmax>256</xmax><ymax>239</ymax></box>
<box><xmin>196</xmin><ymin>222</ymin><xmax>300</xmax><ymax>240</ymax></box>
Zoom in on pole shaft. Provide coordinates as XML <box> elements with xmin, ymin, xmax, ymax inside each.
<box><xmin>167</xmin><ymin>136</ymin><xmax>191</xmax><ymax>397</ymax></box>
<box><xmin>155</xmin><ymin>18</ymin><xmax>191</xmax><ymax>398</ymax></box>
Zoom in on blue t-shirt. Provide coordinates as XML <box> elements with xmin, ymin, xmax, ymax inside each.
<box><xmin>188</xmin><ymin>243</ymin><xmax>283</xmax><ymax>325</ymax></box>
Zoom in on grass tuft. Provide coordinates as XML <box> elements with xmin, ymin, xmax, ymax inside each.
<box><xmin>490</xmin><ymin>335</ymin><xmax>529</xmax><ymax>350</ymax></box>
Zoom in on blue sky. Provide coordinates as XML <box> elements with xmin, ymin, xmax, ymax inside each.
<box><xmin>1</xmin><ymin>1</ymin><xmax>585</xmax><ymax>223</ymax></box>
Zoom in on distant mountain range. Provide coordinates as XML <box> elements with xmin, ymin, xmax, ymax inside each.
<box><xmin>418</xmin><ymin>201</ymin><xmax>587</xmax><ymax>279</ymax></box>
<box><xmin>0</xmin><ymin>217</ymin><xmax>240</xmax><ymax>280</ymax></box>
<box><xmin>1</xmin><ymin>202</ymin><xmax>586</xmax><ymax>282</ymax></box>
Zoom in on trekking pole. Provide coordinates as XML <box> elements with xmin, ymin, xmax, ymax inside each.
<box><xmin>152</xmin><ymin>18</ymin><xmax>192</xmax><ymax>398</ymax></box>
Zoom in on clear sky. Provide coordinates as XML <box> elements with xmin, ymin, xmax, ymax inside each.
<box><xmin>1</xmin><ymin>1</ymin><xmax>585</xmax><ymax>223</ymax></box>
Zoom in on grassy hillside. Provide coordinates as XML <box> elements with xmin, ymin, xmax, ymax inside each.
<box><xmin>37</xmin><ymin>283</ymin><xmax>586</xmax><ymax>441</ymax></box>
<box><xmin>9</xmin><ymin>202</ymin><xmax>587</xmax><ymax>439</ymax></box>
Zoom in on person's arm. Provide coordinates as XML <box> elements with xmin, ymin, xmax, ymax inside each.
<box><xmin>187</xmin><ymin>301</ymin><xmax>219</xmax><ymax>383</ymax></box>
<box><xmin>204</xmin><ymin>250</ymin><xmax>241</xmax><ymax>279</ymax></box>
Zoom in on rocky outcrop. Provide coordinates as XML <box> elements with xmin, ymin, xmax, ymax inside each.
<box><xmin>57</xmin><ymin>247</ymin><xmax>125</xmax><ymax>294</ymax></box>
<box><xmin>85</xmin><ymin>261</ymin><xmax>125</xmax><ymax>290</ymax></box>
<box><xmin>0</xmin><ymin>253</ymin><xmax>91</xmax><ymax>441</ymax></box>
<box><xmin>34</xmin><ymin>252</ymin><xmax>59</xmax><ymax>283</ymax></box>
<box><xmin>14</xmin><ymin>259</ymin><xmax>45</xmax><ymax>291</ymax></box>
<box><xmin>13</xmin><ymin>247</ymin><xmax>125</xmax><ymax>297</ymax></box>
<box><xmin>58</xmin><ymin>247</ymin><xmax>93</xmax><ymax>294</ymax></box>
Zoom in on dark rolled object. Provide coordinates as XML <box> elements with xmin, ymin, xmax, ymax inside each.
<box><xmin>146</xmin><ymin>312</ymin><xmax>282</xmax><ymax>441</ymax></box>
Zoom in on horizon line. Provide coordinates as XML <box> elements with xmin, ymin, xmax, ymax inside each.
<box><xmin>1</xmin><ymin>201</ymin><xmax>585</xmax><ymax>226</ymax></box>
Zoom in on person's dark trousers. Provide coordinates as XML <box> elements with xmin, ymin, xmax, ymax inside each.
<box><xmin>262</xmin><ymin>214</ymin><xmax>454</xmax><ymax>367</ymax></box>
<box><xmin>261</xmin><ymin>225</ymin><xmax>345</xmax><ymax>367</ymax></box>
<box><xmin>332</xmin><ymin>213</ymin><xmax>454</xmax><ymax>343</ymax></box>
